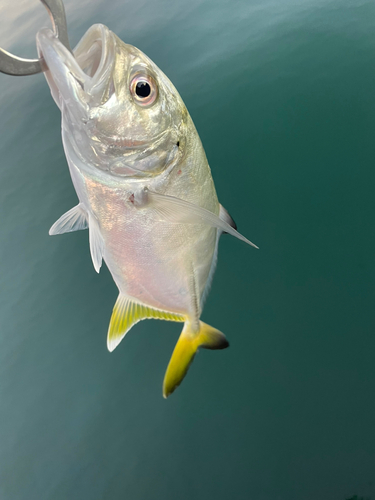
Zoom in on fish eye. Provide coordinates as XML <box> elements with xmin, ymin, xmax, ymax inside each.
<box><xmin>130</xmin><ymin>74</ymin><xmax>158</xmax><ymax>106</ymax></box>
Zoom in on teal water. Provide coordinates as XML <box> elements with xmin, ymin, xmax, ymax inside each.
<box><xmin>0</xmin><ymin>1</ymin><xmax>375</xmax><ymax>499</ymax></box>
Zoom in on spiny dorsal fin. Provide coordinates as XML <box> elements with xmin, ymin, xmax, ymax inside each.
<box><xmin>107</xmin><ymin>295</ymin><xmax>185</xmax><ymax>352</ymax></box>
<box><xmin>49</xmin><ymin>203</ymin><xmax>88</xmax><ymax>235</ymax></box>
<box><xmin>219</xmin><ymin>204</ymin><xmax>237</xmax><ymax>230</ymax></box>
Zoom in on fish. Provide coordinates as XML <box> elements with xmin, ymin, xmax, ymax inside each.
<box><xmin>36</xmin><ymin>24</ymin><xmax>258</xmax><ymax>398</ymax></box>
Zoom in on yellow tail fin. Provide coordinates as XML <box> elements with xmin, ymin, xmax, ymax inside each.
<box><xmin>163</xmin><ymin>321</ymin><xmax>229</xmax><ymax>398</ymax></box>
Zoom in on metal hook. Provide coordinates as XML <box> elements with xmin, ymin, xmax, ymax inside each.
<box><xmin>0</xmin><ymin>0</ymin><xmax>71</xmax><ymax>76</ymax></box>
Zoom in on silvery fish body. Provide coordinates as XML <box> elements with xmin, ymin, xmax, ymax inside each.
<box><xmin>37</xmin><ymin>24</ymin><xmax>256</xmax><ymax>397</ymax></box>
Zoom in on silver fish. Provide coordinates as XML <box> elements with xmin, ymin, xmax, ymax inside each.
<box><xmin>36</xmin><ymin>24</ymin><xmax>257</xmax><ymax>397</ymax></box>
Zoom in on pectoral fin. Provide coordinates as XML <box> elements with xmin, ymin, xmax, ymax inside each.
<box><xmin>163</xmin><ymin>321</ymin><xmax>229</xmax><ymax>398</ymax></box>
<box><xmin>146</xmin><ymin>190</ymin><xmax>258</xmax><ymax>249</ymax></box>
<box><xmin>50</xmin><ymin>205</ymin><xmax>104</xmax><ymax>273</ymax></box>
<box><xmin>49</xmin><ymin>203</ymin><xmax>88</xmax><ymax>235</ymax></box>
<box><xmin>107</xmin><ymin>295</ymin><xmax>185</xmax><ymax>352</ymax></box>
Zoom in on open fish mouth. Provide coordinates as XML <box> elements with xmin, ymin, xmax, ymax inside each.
<box><xmin>73</xmin><ymin>24</ymin><xmax>115</xmax><ymax>92</ymax></box>
<box><xmin>36</xmin><ymin>24</ymin><xmax>115</xmax><ymax>108</ymax></box>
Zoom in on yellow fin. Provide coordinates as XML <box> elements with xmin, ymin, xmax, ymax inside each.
<box><xmin>163</xmin><ymin>321</ymin><xmax>229</xmax><ymax>398</ymax></box>
<box><xmin>107</xmin><ymin>295</ymin><xmax>185</xmax><ymax>352</ymax></box>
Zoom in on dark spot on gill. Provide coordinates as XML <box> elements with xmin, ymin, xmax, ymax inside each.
<box><xmin>176</xmin><ymin>141</ymin><xmax>180</xmax><ymax>147</ymax></box>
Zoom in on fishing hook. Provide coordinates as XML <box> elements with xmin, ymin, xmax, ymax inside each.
<box><xmin>0</xmin><ymin>0</ymin><xmax>71</xmax><ymax>76</ymax></box>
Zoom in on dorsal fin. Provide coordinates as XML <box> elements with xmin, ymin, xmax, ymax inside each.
<box><xmin>107</xmin><ymin>295</ymin><xmax>185</xmax><ymax>352</ymax></box>
<box><xmin>219</xmin><ymin>204</ymin><xmax>237</xmax><ymax>230</ymax></box>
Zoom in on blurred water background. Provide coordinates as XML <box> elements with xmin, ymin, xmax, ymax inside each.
<box><xmin>0</xmin><ymin>0</ymin><xmax>375</xmax><ymax>499</ymax></box>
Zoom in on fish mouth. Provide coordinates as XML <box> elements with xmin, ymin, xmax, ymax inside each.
<box><xmin>73</xmin><ymin>24</ymin><xmax>115</xmax><ymax>93</ymax></box>
<box><xmin>36</xmin><ymin>24</ymin><xmax>115</xmax><ymax>109</ymax></box>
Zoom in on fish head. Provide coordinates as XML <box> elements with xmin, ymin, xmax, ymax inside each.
<box><xmin>36</xmin><ymin>24</ymin><xmax>187</xmax><ymax>177</ymax></box>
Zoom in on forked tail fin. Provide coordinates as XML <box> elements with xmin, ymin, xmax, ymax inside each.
<box><xmin>163</xmin><ymin>321</ymin><xmax>229</xmax><ymax>398</ymax></box>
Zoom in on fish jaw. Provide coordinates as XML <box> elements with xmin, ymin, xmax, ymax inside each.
<box><xmin>36</xmin><ymin>24</ymin><xmax>115</xmax><ymax>111</ymax></box>
<box><xmin>36</xmin><ymin>25</ymin><xmax>116</xmax><ymax>169</ymax></box>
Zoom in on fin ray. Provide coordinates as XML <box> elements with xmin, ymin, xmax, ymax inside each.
<box><xmin>107</xmin><ymin>295</ymin><xmax>185</xmax><ymax>352</ymax></box>
<box><xmin>49</xmin><ymin>203</ymin><xmax>88</xmax><ymax>235</ymax></box>
<box><xmin>89</xmin><ymin>214</ymin><xmax>104</xmax><ymax>273</ymax></box>
<box><xmin>146</xmin><ymin>190</ymin><xmax>258</xmax><ymax>249</ymax></box>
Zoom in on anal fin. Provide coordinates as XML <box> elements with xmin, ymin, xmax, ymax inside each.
<box><xmin>107</xmin><ymin>295</ymin><xmax>185</xmax><ymax>352</ymax></box>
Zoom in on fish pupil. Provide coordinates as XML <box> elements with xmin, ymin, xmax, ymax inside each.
<box><xmin>136</xmin><ymin>81</ymin><xmax>151</xmax><ymax>98</ymax></box>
